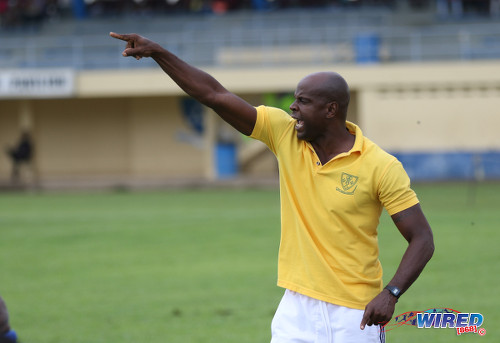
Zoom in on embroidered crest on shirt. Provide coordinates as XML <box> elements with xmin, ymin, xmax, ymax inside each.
<box><xmin>336</xmin><ymin>172</ymin><xmax>359</xmax><ymax>195</ymax></box>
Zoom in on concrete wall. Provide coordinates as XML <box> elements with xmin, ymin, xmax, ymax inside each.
<box><xmin>1</xmin><ymin>96</ymin><xmax>207</xmax><ymax>187</ymax></box>
<box><xmin>1</xmin><ymin>60</ymin><xmax>500</xmax><ymax>187</ymax></box>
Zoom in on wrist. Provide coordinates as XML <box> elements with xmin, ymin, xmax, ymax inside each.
<box><xmin>384</xmin><ymin>285</ymin><xmax>402</xmax><ymax>301</ymax></box>
<box><xmin>150</xmin><ymin>46</ymin><xmax>163</xmax><ymax>59</ymax></box>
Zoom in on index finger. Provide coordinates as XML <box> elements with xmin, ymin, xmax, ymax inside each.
<box><xmin>109</xmin><ymin>32</ymin><xmax>130</xmax><ymax>42</ymax></box>
<box><xmin>360</xmin><ymin>310</ymin><xmax>370</xmax><ymax>330</ymax></box>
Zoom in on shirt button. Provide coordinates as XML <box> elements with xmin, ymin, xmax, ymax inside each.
<box><xmin>316</xmin><ymin>162</ymin><xmax>320</xmax><ymax>166</ymax></box>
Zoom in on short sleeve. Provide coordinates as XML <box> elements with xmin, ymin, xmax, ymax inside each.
<box><xmin>378</xmin><ymin>160</ymin><xmax>419</xmax><ymax>216</ymax></box>
<box><xmin>250</xmin><ymin>105</ymin><xmax>294</xmax><ymax>154</ymax></box>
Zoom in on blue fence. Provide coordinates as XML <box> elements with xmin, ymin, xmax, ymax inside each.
<box><xmin>392</xmin><ymin>151</ymin><xmax>500</xmax><ymax>182</ymax></box>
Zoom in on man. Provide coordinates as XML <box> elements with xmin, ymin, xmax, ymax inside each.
<box><xmin>5</xmin><ymin>131</ymin><xmax>33</xmax><ymax>183</ymax></box>
<box><xmin>110</xmin><ymin>32</ymin><xmax>434</xmax><ymax>342</ymax></box>
<box><xmin>0</xmin><ymin>296</ymin><xmax>17</xmax><ymax>343</ymax></box>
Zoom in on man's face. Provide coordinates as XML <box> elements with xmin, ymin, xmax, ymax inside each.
<box><xmin>289</xmin><ymin>76</ymin><xmax>330</xmax><ymax>142</ymax></box>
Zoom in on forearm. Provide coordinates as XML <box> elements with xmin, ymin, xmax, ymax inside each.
<box><xmin>151</xmin><ymin>47</ymin><xmax>226</xmax><ymax>108</ymax></box>
<box><xmin>152</xmin><ymin>47</ymin><xmax>256</xmax><ymax>135</ymax></box>
<box><xmin>111</xmin><ymin>32</ymin><xmax>257</xmax><ymax>135</ymax></box>
<box><xmin>360</xmin><ymin>224</ymin><xmax>434</xmax><ymax>329</ymax></box>
<box><xmin>386</xmin><ymin>235</ymin><xmax>434</xmax><ymax>295</ymax></box>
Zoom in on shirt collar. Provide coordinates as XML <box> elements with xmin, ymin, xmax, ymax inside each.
<box><xmin>346</xmin><ymin>121</ymin><xmax>364</xmax><ymax>154</ymax></box>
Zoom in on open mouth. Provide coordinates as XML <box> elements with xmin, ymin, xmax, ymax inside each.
<box><xmin>295</xmin><ymin>119</ymin><xmax>304</xmax><ymax>131</ymax></box>
<box><xmin>290</xmin><ymin>114</ymin><xmax>304</xmax><ymax>131</ymax></box>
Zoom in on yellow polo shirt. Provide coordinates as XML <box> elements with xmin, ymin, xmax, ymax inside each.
<box><xmin>250</xmin><ymin>106</ymin><xmax>419</xmax><ymax>310</ymax></box>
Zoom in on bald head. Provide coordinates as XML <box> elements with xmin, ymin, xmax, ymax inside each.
<box><xmin>299</xmin><ymin>72</ymin><xmax>350</xmax><ymax>118</ymax></box>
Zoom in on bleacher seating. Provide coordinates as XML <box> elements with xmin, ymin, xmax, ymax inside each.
<box><xmin>1</xmin><ymin>7</ymin><xmax>500</xmax><ymax>70</ymax></box>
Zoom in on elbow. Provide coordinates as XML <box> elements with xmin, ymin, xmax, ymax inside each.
<box><xmin>423</xmin><ymin>232</ymin><xmax>435</xmax><ymax>262</ymax></box>
<box><xmin>427</xmin><ymin>241</ymin><xmax>435</xmax><ymax>262</ymax></box>
<box><xmin>410</xmin><ymin>229</ymin><xmax>434</xmax><ymax>263</ymax></box>
<box><xmin>194</xmin><ymin>87</ymin><xmax>227</xmax><ymax>110</ymax></box>
<box><xmin>197</xmin><ymin>92</ymin><xmax>217</xmax><ymax>108</ymax></box>
<box><xmin>417</xmin><ymin>221</ymin><xmax>435</xmax><ymax>262</ymax></box>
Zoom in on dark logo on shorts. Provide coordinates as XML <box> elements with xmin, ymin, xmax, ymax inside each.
<box><xmin>336</xmin><ymin>172</ymin><xmax>358</xmax><ymax>195</ymax></box>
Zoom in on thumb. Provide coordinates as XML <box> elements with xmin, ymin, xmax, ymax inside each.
<box><xmin>122</xmin><ymin>47</ymin><xmax>145</xmax><ymax>58</ymax></box>
<box><xmin>122</xmin><ymin>48</ymin><xmax>138</xmax><ymax>57</ymax></box>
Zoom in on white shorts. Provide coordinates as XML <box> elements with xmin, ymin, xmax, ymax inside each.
<box><xmin>271</xmin><ymin>290</ymin><xmax>385</xmax><ymax>343</ymax></box>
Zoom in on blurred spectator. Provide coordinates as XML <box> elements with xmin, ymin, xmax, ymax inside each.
<box><xmin>492</xmin><ymin>0</ymin><xmax>500</xmax><ymax>16</ymax></box>
<box><xmin>0</xmin><ymin>0</ymin><xmax>52</xmax><ymax>29</ymax></box>
<box><xmin>5</xmin><ymin>131</ymin><xmax>33</xmax><ymax>184</ymax></box>
<box><xmin>437</xmin><ymin>0</ymin><xmax>495</xmax><ymax>19</ymax></box>
<box><xmin>21</xmin><ymin>0</ymin><xmax>47</xmax><ymax>28</ymax></box>
<box><xmin>0</xmin><ymin>0</ymin><xmax>7</xmax><ymax>18</ymax></box>
<box><xmin>0</xmin><ymin>1</ymin><xmax>498</xmax><ymax>31</ymax></box>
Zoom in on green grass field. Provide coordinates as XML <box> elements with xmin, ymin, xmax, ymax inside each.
<box><xmin>0</xmin><ymin>182</ymin><xmax>498</xmax><ymax>343</ymax></box>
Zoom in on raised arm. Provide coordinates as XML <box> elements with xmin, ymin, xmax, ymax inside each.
<box><xmin>360</xmin><ymin>203</ymin><xmax>434</xmax><ymax>329</ymax></box>
<box><xmin>110</xmin><ymin>32</ymin><xmax>257</xmax><ymax>136</ymax></box>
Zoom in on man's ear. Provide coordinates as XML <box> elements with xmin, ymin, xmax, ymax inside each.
<box><xmin>326</xmin><ymin>102</ymin><xmax>338</xmax><ymax>118</ymax></box>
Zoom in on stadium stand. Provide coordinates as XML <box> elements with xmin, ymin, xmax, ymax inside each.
<box><xmin>1</xmin><ymin>1</ymin><xmax>500</xmax><ymax>70</ymax></box>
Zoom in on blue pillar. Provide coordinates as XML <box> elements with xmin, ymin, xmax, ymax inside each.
<box><xmin>216</xmin><ymin>143</ymin><xmax>237</xmax><ymax>179</ymax></box>
<box><xmin>354</xmin><ymin>33</ymin><xmax>380</xmax><ymax>64</ymax></box>
<box><xmin>252</xmin><ymin>0</ymin><xmax>271</xmax><ymax>11</ymax></box>
<box><xmin>72</xmin><ymin>0</ymin><xmax>87</xmax><ymax>19</ymax></box>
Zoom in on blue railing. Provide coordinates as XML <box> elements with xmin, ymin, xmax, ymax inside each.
<box><xmin>1</xmin><ymin>12</ymin><xmax>500</xmax><ymax>70</ymax></box>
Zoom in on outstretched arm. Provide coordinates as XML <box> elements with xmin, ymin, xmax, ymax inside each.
<box><xmin>360</xmin><ymin>203</ymin><xmax>434</xmax><ymax>329</ymax></box>
<box><xmin>110</xmin><ymin>32</ymin><xmax>257</xmax><ymax>136</ymax></box>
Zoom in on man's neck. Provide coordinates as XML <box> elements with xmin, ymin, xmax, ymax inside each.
<box><xmin>310</xmin><ymin>126</ymin><xmax>355</xmax><ymax>165</ymax></box>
